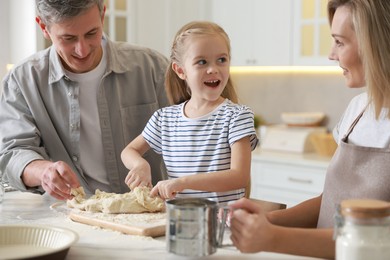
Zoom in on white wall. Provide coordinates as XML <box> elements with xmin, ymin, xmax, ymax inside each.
<box><xmin>232</xmin><ymin>72</ymin><xmax>364</xmax><ymax>130</ymax></box>
<box><xmin>0</xmin><ymin>0</ymin><xmax>37</xmax><ymax>82</ymax></box>
<box><xmin>9</xmin><ymin>0</ymin><xmax>37</xmax><ymax>65</ymax></box>
<box><xmin>0</xmin><ymin>1</ymin><xmax>10</xmax><ymax>80</ymax></box>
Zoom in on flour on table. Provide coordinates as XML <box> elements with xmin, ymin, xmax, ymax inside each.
<box><xmin>67</xmin><ymin>186</ymin><xmax>164</xmax><ymax>214</ymax></box>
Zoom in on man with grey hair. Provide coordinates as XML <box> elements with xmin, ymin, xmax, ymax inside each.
<box><xmin>0</xmin><ymin>0</ymin><xmax>169</xmax><ymax>200</ymax></box>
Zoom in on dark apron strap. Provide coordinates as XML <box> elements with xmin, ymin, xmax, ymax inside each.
<box><xmin>342</xmin><ymin>106</ymin><xmax>367</xmax><ymax>143</ymax></box>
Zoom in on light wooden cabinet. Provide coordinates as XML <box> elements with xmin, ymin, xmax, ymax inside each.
<box><xmin>250</xmin><ymin>150</ymin><xmax>330</xmax><ymax>208</ymax></box>
<box><xmin>211</xmin><ymin>0</ymin><xmax>293</xmax><ymax>66</ymax></box>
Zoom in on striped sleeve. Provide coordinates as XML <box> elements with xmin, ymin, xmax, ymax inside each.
<box><xmin>228</xmin><ymin>106</ymin><xmax>259</xmax><ymax>150</ymax></box>
<box><xmin>142</xmin><ymin>109</ymin><xmax>163</xmax><ymax>154</ymax></box>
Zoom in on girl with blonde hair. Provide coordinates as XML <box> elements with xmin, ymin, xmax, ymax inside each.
<box><xmin>121</xmin><ymin>21</ymin><xmax>258</xmax><ymax>204</ymax></box>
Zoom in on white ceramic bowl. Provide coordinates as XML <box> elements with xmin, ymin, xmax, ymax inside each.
<box><xmin>281</xmin><ymin>112</ymin><xmax>325</xmax><ymax>126</ymax></box>
<box><xmin>0</xmin><ymin>225</ymin><xmax>78</xmax><ymax>260</ymax></box>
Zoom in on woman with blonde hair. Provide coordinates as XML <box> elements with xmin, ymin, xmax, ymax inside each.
<box><xmin>229</xmin><ymin>0</ymin><xmax>390</xmax><ymax>259</ymax></box>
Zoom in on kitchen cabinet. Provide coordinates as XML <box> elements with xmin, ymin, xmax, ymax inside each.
<box><xmin>4</xmin><ymin>0</ymin><xmax>335</xmax><ymax>68</ymax></box>
<box><xmin>105</xmin><ymin>0</ymin><xmax>211</xmax><ymax>58</ymax></box>
<box><xmin>1</xmin><ymin>0</ymin><xmax>336</xmax><ymax>69</ymax></box>
<box><xmin>292</xmin><ymin>0</ymin><xmax>334</xmax><ymax>65</ymax></box>
<box><xmin>10</xmin><ymin>0</ymin><xmax>213</xmax><ymax>57</ymax></box>
<box><xmin>104</xmin><ymin>0</ymin><xmax>131</xmax><ymax>42</ymax></box>
<box><xmin>105</xmin><ymin>0</ymin><xmax>295</xmax><ymax>65</ymax></box>
<box><xmin>211</xmin><ymin>0</ymin><xmax>293</xmax><ymax>66</ymax></box>
<box><xmin>211</xmin><ymin>0</ymin><xmax>334</xmax><ymax>66</ymax></box>
<box><xmin>250</xmin><ymin>150</ymin><xmax>330</xmax><ymax>208</ymax></box>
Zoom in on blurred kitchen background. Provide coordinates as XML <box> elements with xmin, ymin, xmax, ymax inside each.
<box><xmin>0</xmin><ymin>0</ymin><xmax>365</xmax><ymax>206</ymax></box>
<box><xmin>0</xmin><ymin>0</ymin><xmax>364</xmax><ymax>129</ymax></box>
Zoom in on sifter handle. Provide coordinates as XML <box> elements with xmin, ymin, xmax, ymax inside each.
<box><xmin>217</xmin><ymin>206</ymin><xmax>229</xmax><ymax>247</ymax></box>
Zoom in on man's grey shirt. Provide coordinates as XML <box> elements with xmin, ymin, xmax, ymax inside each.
<box><xmin>0</xmin><ymin>36</ymin><xmax>169</xmax><ymax>194</ymax></box>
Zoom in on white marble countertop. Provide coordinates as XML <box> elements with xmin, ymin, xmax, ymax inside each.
<box><xmin>0</xmin><ymin>191</ymin><xmax>325</xmax><ymax>260</ymax></box>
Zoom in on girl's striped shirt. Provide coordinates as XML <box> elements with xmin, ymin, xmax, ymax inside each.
<box><xmin>143</xmin><ymin>99</ymin><xmax>258</xmax><ymax>204</ymax></box>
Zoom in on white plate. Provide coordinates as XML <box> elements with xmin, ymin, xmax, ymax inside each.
<box><xmin>0</xmin><ymin>225</ymin><xmax>78</xmax><ymax>260</ymax></box>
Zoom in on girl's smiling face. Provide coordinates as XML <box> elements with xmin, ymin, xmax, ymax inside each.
<box><xmin>173</xmin><ymin>34</ymin><xmax>230</xmax><ymax>103</ymax></box>
<box><xmin>328</xmin><ymin>6</ymin><xmax>365</xmax><ymax>88</ymax></box>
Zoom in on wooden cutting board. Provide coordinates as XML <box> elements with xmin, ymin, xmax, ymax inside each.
<box><xmin>69</xmin><ymin>211</ymin><xmax>166</xmax><ymax>237</ymax></box>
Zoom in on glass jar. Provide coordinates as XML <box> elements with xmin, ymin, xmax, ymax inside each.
<box><xmin>335</xmin><ymin>199</ymin><xmax>390</xmax><ymax>260</ymax></box>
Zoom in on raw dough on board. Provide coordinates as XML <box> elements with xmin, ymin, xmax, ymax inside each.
<box><xmin>67</xmin><ymin>186</ymin><xmax>164</xmax><ymax>214</ymax></box>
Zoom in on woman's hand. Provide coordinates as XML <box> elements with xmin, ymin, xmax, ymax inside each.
<box><xmin>229</xmin><ymin>198</ymin><xmax>276</xmax><ymax>253</ymax></box>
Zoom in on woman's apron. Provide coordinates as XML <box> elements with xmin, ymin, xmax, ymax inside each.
<box><xmin>317</xmin><ymin>108</ymin><xmax>390</xmax><ymax>228</ymax></box>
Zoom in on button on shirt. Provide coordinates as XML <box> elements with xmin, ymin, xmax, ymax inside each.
<box><xmin>65</xmin><ymin>39</ymin><xmax>109</xmax><ymax>192</ymax></box>
<box><xmin>0</xmin><ymin>35</ymin><xmax>169</xmax><ymax>195</ymax></box>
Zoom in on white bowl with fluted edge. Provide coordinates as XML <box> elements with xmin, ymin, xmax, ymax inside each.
<box><xmin>0</xmin><ymin>224</ymin><xmax>78</xmax><ymax>260</ymax></box>
<box><xmin>281</xmin><ymin>112</ymin><xmax>325</xmax><ymax>127</ymax></box>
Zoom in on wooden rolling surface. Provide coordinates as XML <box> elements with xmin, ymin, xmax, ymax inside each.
<box><xmin>69</xmin><ymin>212</ymin><xmax>166</xmax><ymax>237</ymax></box>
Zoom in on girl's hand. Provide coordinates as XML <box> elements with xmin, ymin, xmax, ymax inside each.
<box><xmin>150</xmin><ymin>179</ymin><xmax>182</xmax><ymax>199</ymax></box>
<box><xmin>124</xmin><ymin>162</ymin><xmax>152</xmax><ymax>190</ymax></box>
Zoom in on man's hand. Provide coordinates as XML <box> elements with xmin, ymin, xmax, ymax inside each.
<box><xmin>23</xmin><ymin>160</ymin><xmax>80</xmax><ymax>200</ymax></box>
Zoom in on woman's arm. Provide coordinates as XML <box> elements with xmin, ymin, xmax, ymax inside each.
<box><xmin>121</xmin><ymin>134</ymin><xmax>152</xmax><ymax>189</ymax></box>
<box><xmin>230</xmin><ymin>197</ymin><xmax>334</xmax><ymax>259</ymax></box>
<box><xmin>267</xmin><ymin>195</ymin><xmax>322</xmax><ymax>228</ymax></box>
